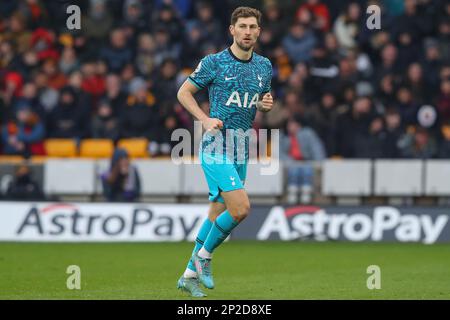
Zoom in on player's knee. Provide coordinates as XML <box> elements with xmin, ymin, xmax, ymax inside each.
<box><xmin>234</xmin><ymin>201</ymin><xmax>250</xmax><ymax>222</ymax></box>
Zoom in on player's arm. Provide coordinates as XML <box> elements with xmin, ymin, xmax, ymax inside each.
<box><xmin>177</xmin><ymin>80</ymin><xmax>223</xmax><ymax>131</ymax></box>
<box><xmin>257</xmin><ymin>60</ymin><xmax>274</xmax><ymax>112</ymax></box>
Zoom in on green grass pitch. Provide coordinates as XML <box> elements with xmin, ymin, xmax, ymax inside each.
<box><xmin>1</xmin><ymin>241</ymin><xmax>449</xmax><ymax>299</ymax></box>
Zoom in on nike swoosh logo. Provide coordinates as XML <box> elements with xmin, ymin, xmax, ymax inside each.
<box><xmin>225</xmin><ymin>76</ymin><xmax>237</xmax><ymax>81</ymax></box>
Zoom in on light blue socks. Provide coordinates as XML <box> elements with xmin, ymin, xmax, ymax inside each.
<box><xmin>203</xmin><ymin>210</ymin><xmax>239</xmax><ymax>254</ymax></box>
<box><xmin>187</xmin><ymin>218</ymin><xmax>213</xmax><ymax>271</ymax></box>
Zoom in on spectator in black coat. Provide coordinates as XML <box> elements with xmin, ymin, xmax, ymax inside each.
<box><xmin>91</xmin><ymin>99</ymin><xmax>120</xmax><ymax>141</ymax></box>
<box><xmin>5</xmin><ymin>163</ymin><xmax>45</xmax><ymax>201</ymax></box>
<box><xmin>99</xmin><ymin>28</ymin><xmax>133</xmax><ymax>73</ymax></box>
<box><xmin>47</xmin><ymin>86</ymin><xmax>90</xmax><ymax>140</ymax></box>
<box><xmin>120</xmin><ymin>77</ymin><xmax>160</xmax><ymax>142</ymax></box>
<box><xmin>383</xmin><ymin>108</ymin><xmax>404</xmax><ymax>158</ymax></box>
<box><xmin>335</xmin><ymin>96</ymin><xmax>375</xmax><ymax>157</ymax></box>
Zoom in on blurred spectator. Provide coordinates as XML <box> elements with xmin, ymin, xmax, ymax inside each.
<box><xmin>296</xmin><ymin>0</ymin><xmax>331</xmax><ymax>32</ymax></box>
<box><xmin>438</xmin><ymin>123</ymin><xmax>450</xmax><ymax>158</ymax></box>
<box><xmin>47</xmin><ymin>86</ymin><xmax>89</xmax><ymax>139</ymax></box>
<box><xmin>307</xmin><ymin>91</ymin><xmax>340</xmax><ymax>156</ymax></box>
<box><xmin>29</xmin><ymin>27</ymin><xmax>59</xmax><ymax>61</ymax></box>
<box><xmin>152</xmin><ymin>3</ymin><xmax>184</xmax><ymax>43</ymax></box>
<box><xmin>422</xmin><ymin>38</ymin><xmax>442</xmax><ymax>91</ymax></box>
<box><xmin>4</xmin><ymin>163</ymin><xmax>45</xmax><ymax>201</ymax></box>
<box><xmin>31</xmin><ymin>71</ymin><xmax>59</xmax><ymax>113</ymax></box>
<box><xmin>374</xmin><ymin>43</ymin><xmax>401</xmax><ymax>84</ymax></box>
<box><xmin>4</xmin><ymin>11</ymin><xmax>31</xmax><ymax>54</ymax></box>
<box><xmin>395</xmin><ymin>30</ymin><xmax>420</xmax><ymax>72</ymax></box>
<box><xmin>383</xmin><ymin>108</ymin><xmax>404</xmax><ymax>158</ymax></box>
<box><xmin>135</xmin><ymin>33</ymin><xmax>156</xmax><ymax>76</ymax></box>
<box><xmin>59</xmin><ymin>46</ymin><xmax>79</xmax><ymax>75</ymax></box>
<box><xmin>101</xmin><ymin>148</ymin><xmax>141</xmax><ymax>202</ymax></box>
<box><xmin>403</xmin><ymin>62</ymin><xmax>430</xmax><ymax>104</ymax></box>
<box><xmin>153</xmin><ymin>58</ymin><xmax>179</xmax><ymax>116</ymax></box>
<box><xmin>437</xmin><ymin>18</ymin><xmax>450</xmax><ymax>63</ymax></box>
<box><xmin>282</xmin><ymin>23</ymin><xmax>317</xmax><ymax>64</ymax></box>
<box><xmin>153</xmin><ymin>27</ymin><xmax>181</xmax><ymax>67</ymax></box>
<box><xmin>376</xmin><ymin>74</ymin><xmax>396</xmax><ymax>108</ymax></box>
<box><xmin>99</xmin><ymin>28</ymin><xmax>132</xmax><ymax>73</ymax></box>
<box><xmin>91</xmin><ymin>99</ymin><xmax>120</xmax><ymax>141</ymax></box>
<box><xmin>186</xmin><ymin>1</ymin><xmax>223</xmax><ymax>46</ymax></box>
<box><xmin>120</xmin><ymin>77</ymin><xmax>160</xmax><ymax>143</ymax></box>
<box><xmin>83</xmin><ymin>0</ymin><xmax>114</xmax><ymax>42</ymax></box>
<box><xmin>181</xmin><ymin>23</ymin><xmax>205</xmax><ymax>68</ymax></box>
<box><xmin>280</xmin><ymin>116</ymin><xmax>326</xmax><ymax>204</ymax></box>
<box><xmin>262</xmin><ymin>2</ymin><xmax>286</xmax><ymax>44</ymax></box>
<box><xmin>157</xmin><ymin>112</ymin><xmax>181</xmax><ymax>156</ymax></box>
<box><xmin>2</xmin><ymin>102</ymin><xmax>45</xmax><ymax>157</ymax></box>
<box><xmin>399</xmin><ymin>126</ymin><xmax>437</xmax><ymax>159</ymax></box>
<box><xmin>41</xmin><ymin>58</ymin><xmax>66</xmax><ymax>90</ymax></box>
<box><xmin>80</xmin><ymin>60</ymin><xmax>106</xmax><ymax>105</ymax></box>
<box><xmin>395</xmin><ymin>86</ymin><xmax>419</xmax><ymax>127</ymax></box>
<box><xmin>122</xmin><ymin>0</ymin><xmax>150</xmax><ymax>34</ymax></box>
<box><xmin>354</xmin><ymin>116</ymin><xmax>387</xmax><ymax>159</ymax></box>
<box><xmin>335</xmin><ymin>96</ymin><xmax>375</xmax><ymax>157</ymax></box>
<box><xmin>437</xmin><ymin>79</ymin><xmax>450</xmax><ymax>123</ymax></box>
<box><xmin>333</xmin><ymin>2</ymin><xmax>361</xmax><ymax>51</ymax></box>
<box><xmin>102</xmin><ymin>73</ymin><xmax>127</xmax><ymax>116</ymax></box>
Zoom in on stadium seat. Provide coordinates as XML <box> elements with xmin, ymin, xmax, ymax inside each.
<box><xmin>117</xmin><ymin>138</ymin><xmax>149</xmax><ymax>158</ymax></box>
<box><xmin>44</xmin><ymin>139</ymin><xmax>78</xmax><ymax>157</ymax></box>
<box><xmin>0</xmin><ymin>155</ymin><xmax>26</xmax><ymax>164</ymax></box>
<box><xmin>79</xmin><ymin>139</ymin><xmax>114</xmax><ymax>159</ymax></box>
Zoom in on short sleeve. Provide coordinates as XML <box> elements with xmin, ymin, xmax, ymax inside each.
<box><xmin>188</xmin><ymin>55</ymin><xmax>216</xmax><ymax>89</ymax></box>
<box><xmin>262</xmin><ymin>59</ymin><xmax>272</xmax><ymax>94</ymax></box>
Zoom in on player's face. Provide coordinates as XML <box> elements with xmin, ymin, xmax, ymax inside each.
<box><xmin>230</xmin><ymin>17</ymin><xmax>260</xmax><ymax>51</ymax></box>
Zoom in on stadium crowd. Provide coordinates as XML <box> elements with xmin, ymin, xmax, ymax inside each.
<box><xmin>1</xmin><ymin>0</ymin><xmax>450</xmax><ymax>160</ymax></box>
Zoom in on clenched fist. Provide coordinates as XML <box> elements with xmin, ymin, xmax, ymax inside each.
<box><xmin>202</xmin><ymin>117</ymin><xmax>223</xmax><ymax>132</ymax></box>
<box><xmin>257</xmin><ymin>93</ymin><xmax>273</xmax><ymax>112</ymax></box>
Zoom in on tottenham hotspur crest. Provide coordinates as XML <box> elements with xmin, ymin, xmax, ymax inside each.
<box><xmin>257</xmin><ymin>75</ymin><xmax>263</xmax><ymax>88</ymax></box>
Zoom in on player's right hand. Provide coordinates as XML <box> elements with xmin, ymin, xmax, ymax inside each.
<box><xmin>202</xmin><ymin>118</ymin><xmax>223</xmax><ymax>132</ymax></box>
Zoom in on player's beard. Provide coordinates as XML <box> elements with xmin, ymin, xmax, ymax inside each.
<box><xmin>236</xmin><ymin>38</ymin><xmax>255</xmax><ymax>52</ymax></box>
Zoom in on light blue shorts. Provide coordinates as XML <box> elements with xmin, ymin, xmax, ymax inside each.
<box><xmin>200</xmin><ymin>152</ymin><xmax>248</xmax><ymax>203</ymax></box>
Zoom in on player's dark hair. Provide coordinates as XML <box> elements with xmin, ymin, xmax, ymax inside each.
<box><xmin>230</xmin><ymin>6</ymin><xmax>262</xmax><ymax>26</ymax></box>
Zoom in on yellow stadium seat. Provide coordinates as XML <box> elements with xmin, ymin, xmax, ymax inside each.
<box><xmin>80</xmin><ymin>139</ymin><xmax>114</xmax><ymax>159</ymax></box>
<box><xmin>30</xmin><ymin>156</ymin><xmax>48</xmax><ymax>164</ymax></box>
<box><xmin>117</xmin><ymin>138</ymin><xmax>149</xmax><ymax>158</ymax></box>
<box><xmin>0</xmin><ymin>155</ymin><xmax>26</xmax><ymax>164</ymax></box>
<box><xmin>44</xmin><ymin>139</ymin><xmax>77</xmax><ymax>157</ymax></box>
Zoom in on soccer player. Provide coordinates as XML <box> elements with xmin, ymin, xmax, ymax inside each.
<box><xmin>176</xmin><ymin>7</ymin><xmax>273</xmax><ymax>297</ymax></box>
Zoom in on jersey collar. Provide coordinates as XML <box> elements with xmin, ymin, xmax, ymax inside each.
<box><xmin>228</xmin><ymin>47</ymin><xmax>253</xmax><ymax>63</ymax></box>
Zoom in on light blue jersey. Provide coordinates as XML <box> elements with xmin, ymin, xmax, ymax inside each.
<box><xmin>188</xmin><ymin>47</ymin><xmax>272</xmax><ymax>161</ymax></box>
<box><xmin>188</xmin><ymin>47</ymin><xmax>272</xmax><ymax>203</ymax></box>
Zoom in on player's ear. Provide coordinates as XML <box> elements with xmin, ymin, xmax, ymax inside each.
<box><xmin>229</xmin><ymin>24</ymin><xmax>235</xmax><ymax>36</ymax></box>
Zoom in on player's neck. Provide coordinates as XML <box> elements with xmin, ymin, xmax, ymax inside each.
<box><xmin>229</xmin><ymin>43</ymin><xmax>253</xmax><ymax>62</ymax></box>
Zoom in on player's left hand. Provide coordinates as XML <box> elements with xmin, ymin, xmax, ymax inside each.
<box><xmin>257</xmin><ymin>93</ymin><xmax>273</xmax><ymax>112</ymax></box>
